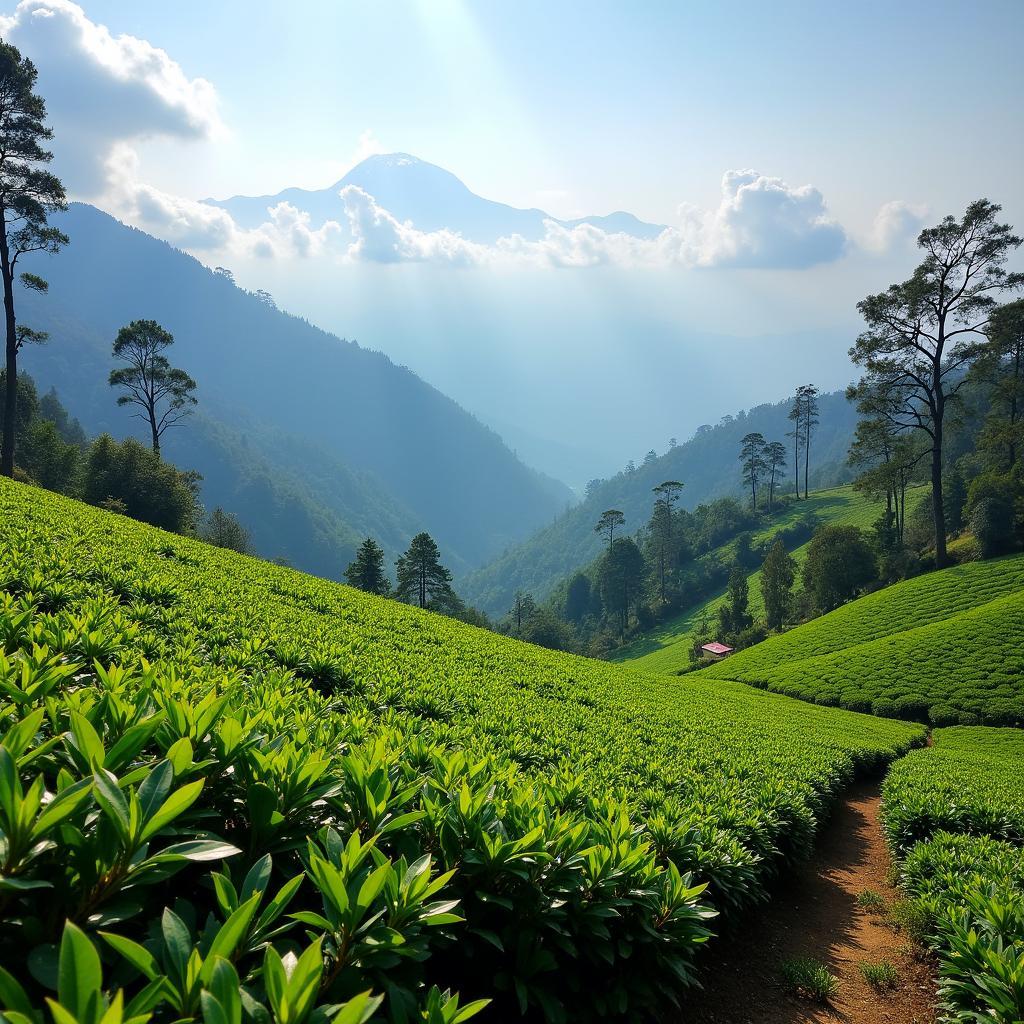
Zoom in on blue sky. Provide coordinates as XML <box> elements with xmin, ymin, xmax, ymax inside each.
<box><xmin>3</xmin><ymin>0</ymin><xmax>1023</xmax><ymax>482</ymax></box>
<box><xmin>34</xmin><ymin>0</ymin><xmax>1024</xmax><ymax>224</ymax></box>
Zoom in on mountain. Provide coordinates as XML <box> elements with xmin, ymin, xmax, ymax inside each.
<box><xmin>461</xmin><ymin>390</ymin><xmax>861</xmax><ymax>617</ymax></box>
<box><xmin>206</xmin><ymin>153</ymin><xmax>667</xmax><ymax>242</ymax></box>
<box><xmin>19</xmin><ymin>202</ymin><xmax>573</xmax><ymax>577</ymax></box>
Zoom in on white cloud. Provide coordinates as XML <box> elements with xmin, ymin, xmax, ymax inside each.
<box><xmin>866</xmin><ymin>200</ymin><xmax>929</xmax><ymax>252</ymax></box>
<box><xmin>676</xmin><ymin>170</ymin><xmax>848</xmax><ymax>268</ymax></box>
<box><xmin>1</xmin><ymin>0</ymin><xmax>222</xmax><ymax>195</ymax></box>
<box><xmin>339</xmin><ymin>185</ymin><xmax>486</xmax><ymax>266</ymax></box>
<box><xmin>106</xmin><ymin>146</ymin><xmax>342</xmax><ymax>259</ymax></box>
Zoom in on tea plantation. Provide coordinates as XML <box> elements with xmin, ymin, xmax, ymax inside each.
<box><xmin>703</xmin><ymin>553</ymin><xmax>1024</xmax><ymax>724</ymax></box>
<box><xmin>882</xmin><ymin>728</ymin><xmax>1024</xmax><ymax>1021</ymax></box>
<box><xmin>613</xmin><ymin>485</ymin><xmax>924</xmax><ymax>674</ymax></box>
<box><xmin>0</xmin><ymin>478</ymin><xmax>925</xmax><ymax>1023</ymax></box>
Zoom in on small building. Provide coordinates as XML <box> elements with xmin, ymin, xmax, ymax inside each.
<box><xmin>700</xmin><ymin>641</ymin><xmax>734</xmax><ymax>660</ymax></box>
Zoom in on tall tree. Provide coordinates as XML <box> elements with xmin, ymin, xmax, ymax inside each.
<box><xmin>974</xmin><ymin>299</ymin><xmax>1024</xmax><ymax>471</ymax></box>
<box><xmin>764</xmin><ymin>441</ymin><xmax>787</xmax><ymax>512</ymax></box>
<box><xmin>594</xmin><ymin>509</ymin><xmax>625</xmax><ymax>552</ymax></box>
<box><xmin>394</xmin><ymin>532</ymin><xmax>455</xmax><ymax>609</ymax></box>
<box><xmin>599</xmin><ymin>536</ymin><xmax>644</xmax><ymax>634</ymax></box>
<box><xmin>798</xmin><ymin>384</ymin><xmax>820</xmax><ymax>499</ymax></box>
<box><xmin>650</xmin><ymin>479</ymin><xmax>683</xmax><ymax>604</ymax></box>
<box><xmin>0</xmin><ymin>43</ymin><xmax>68</xmax><ymax>477</ymax></box>
<box><xmin>849</xmin><ymin>200</ymin><xmax>1022</xmax><ymax>567</ymax></box>
<box><xmin>344</xmin><ymin>537</ymin><xmax>390</xmax><ymax>596</ymax></box>
<box><xmin>201</xmin><ymin>507</ymin><xmax>252</xmax><ymax>554</ymax></box>
<box><xmin>109</xmin><ymin>320</ymin><xmax>198</xmax><ymax>455</ymax></box>
<box><xmin>787</xmin><ymin>391</ymin><xmax>803</xmax><ymax>498</ymax></box>
<box><xmin>761</xmin><ymin>538</ymin><xmax>795</xmax><ymax>631</ymax></box>
<box><xmin>738</xmin><ymin>432</ymin><xmax>767</xmax><ymax>509</ymax></box>
<box><xmin>564</xmin><ymin>572</ymin><xmax>592</xmax><ymax>624</ymax></box>
<box><xmin>717</xmin><ymin>565</ymin><xmax>752</xmax><ymax>639</ymax></box>
<box><xmin>510</xmin><ymin>590</ymin><xmax>537</xmax><ymax>636</ymax></box>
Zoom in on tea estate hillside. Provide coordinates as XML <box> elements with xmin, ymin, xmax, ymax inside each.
<box><xmin>0</xmin><ymin>477</ymin><xmax>925</xmax><ymax>1022</ymax></box>
<box><xmin>702</xmin><ymin>550</ymin><xmax>1024</xmax><ymax>725</ymax></box>
<box><xmin>610</xmin><ymin>483</ymin><xmax>917</xmax><ymax>673</ymax></box>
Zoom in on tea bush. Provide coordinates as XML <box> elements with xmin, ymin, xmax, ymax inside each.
<box><xmin>0</xmin><ymin>478</ymin><xmax>923</xmax><ymax>1023</ymax></box>
<box><xmin>883</xmin><ymin>729</ymin><xmax>1024</xmax><ymax>1023</ymax></box>
<box><xmin>704</xmin><ymin>555</ymin><xmax>1024</xmax><ymax>724</ymax></box>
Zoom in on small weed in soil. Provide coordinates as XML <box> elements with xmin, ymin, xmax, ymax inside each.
<box><xmin>779</xmin><ymin>957</ymin><xmax>839</xmax><ymax>1002</ymax></box>
<box><xmin>888</xmin><ymin>898</ymin><xmax>932</xmax><ymax>943</ymax></box>
<box><xmin>859</xmin><ymin>959</ymin><xmax>900</xmax><ymax>991</ymax></box>
<box><xmin>857</xmin><ymin>888</ymin><xmax>886</xmax><ymax>911</ymax></box>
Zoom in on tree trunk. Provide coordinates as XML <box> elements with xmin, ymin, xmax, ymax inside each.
<box><xmin>931</xmin><ymin>421</ymin><xmax>948</xmax><ymax>568</ymax></box>
<box><xmin>803</xmin><ymin>418</ymin><xmax>810</xmax><ymax>500</ymax></box>
<box><xmin>793</xmin><ymin>428</ymin><xmax>799</xmax><ymax>498</ymax></box>
<box><xmin>0</xmin><ymin>212</ymin><xmax>17</xmax><ymax>478</ymax></box>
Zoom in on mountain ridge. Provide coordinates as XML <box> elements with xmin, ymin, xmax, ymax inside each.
<box><xmin>19</xmin><ymin>202</ymin><xmax>573</xmax><ymax>578</ymax></box>
<box><xmin>206</xmin><ymin>152</ymin><xmax>668</xmax><ymax>242</ymax></box>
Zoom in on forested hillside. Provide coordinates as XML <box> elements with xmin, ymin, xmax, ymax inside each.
<box><xmin>463</xmin><ymin>389</ymin><xmax>859</xmax><ymax>616</ymax></box>
<box><xmin>19</xmin><ymin>204</ymin><xmax>571</xmax><ymax>576</ymax></box>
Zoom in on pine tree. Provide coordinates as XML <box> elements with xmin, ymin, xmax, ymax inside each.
<box><xmin>0</xmin><ymin>42</ymin><xmax>69</xmax><ymax>477</ymax></box>
<box><xmin>739</xmin><ymin>433</ymin><xmax>767</xmax><ymax>509</ymax></box>
<box><xmin>394</xmin><ymin>533</ymin><xmax>455</xmax><ymax>609</ymax></box>
<box><xmin>344</xmin><ymin>537</ymin><xmax>390</xmax><ymax>596</ymax></box>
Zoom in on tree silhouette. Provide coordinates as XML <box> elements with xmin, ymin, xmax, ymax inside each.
<box><xmin>0</xmin><ymin>42</ymin><xmax>68</xmax><ymax>477</ymax></box>
<box><xmin>739</xmin><ymin>432</ymin><xmax>767</xmax><ymax>508</ymax></box>
<box><xmin>395</xmin><ymin>532</ymin><xmax>455</xmax><ymax>609</ymax></box>
<box><xmin>344</xmin><ymin>537</ymin><xmax>390</xmax><ymax>596</ymax></box>
<box><xmin>109</xmin><ymin>320</ymin><xmax>197</xmax><ymax>455</ymax></box>
<box><xmin>594</xmin><ymin>509</ymin><xmax>625</xmax><ymax>552</ymax></box>
<box><xmin>849</xmin><ymin>200</ymin><xmax>1022</xmax><ymax>566</ymax></box>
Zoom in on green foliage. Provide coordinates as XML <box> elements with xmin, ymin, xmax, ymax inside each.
<box><xmin>0</xmin><ymin>476</ymin><xmax>924</xmax><ymax>1022</ymax></box>
<box><xmin>81</xmin><ymin>435</ymin><xmax>201</xmax><ymax>534</ymax></box>
<box><xmin>882</xmin><ymin>728</ymin><xmax>1024</xmax><ymax>855</ymax></box>
<box><xmin>617</xmin><ymin>484</ymin><xmax>915</xmax><ymax>674</ymax></box>
<box><xmin>801</xmin><ymin>524</ymin><xmax>877</xmax><ymax>612</ymax></box>
<box><xmin>200</xmin><ymin>508</ymin><xmax>252</xmax><ymax>555</ymax></box>
<box><xmin>704</xmin><ymin>555</ymin><xmax>1024</xmax><ymax>724</ymax></box>
<box><xmin>343</xmin><ymin>538</ymin><xmax>390</xmax><ymax>597</ymax></box>
<box><xmin>882</xmin><ymin>730</ymin><xmax>1024</xmax><ymax>1023</ymax></box>
<box><xmin>858</xmin><ymin>960</ymin><xmax>899</xmax><ymax>991</ymax></box>
<box><xmin>760</xmin><ymin>539</ymin><xmax>795</xmax><ymax>631</ymax></box>
<box><xmin>856</xmin><ymin>889</ymin><xmax>885</xmax><ymax>912</ymax></box>
<box><xmin>778</xmin><ymin>957</ymin><xmax>838</xmax><ymax>1002</ymax></box>
<box><xmin>394</xmin><ymin>533</ymin><xmax>455</xmax><ymax>610</ymax></box>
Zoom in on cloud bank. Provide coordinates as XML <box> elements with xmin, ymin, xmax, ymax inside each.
<box><xmin>0</xmin><ymin>0</ymin><xmax>221</xmax><ymax>194</ymax></box>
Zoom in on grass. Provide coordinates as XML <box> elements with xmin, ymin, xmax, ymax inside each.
<box><xmin>857</xmin><ymin>889</ymin><xmax>886</xmax><ymax>912</ymax></box>
<box><xmin>612</xmin><ymin>484</ymin><xmax>925</xmax><ymax>674</ymax></box>
<box><xmin>858</xmin><ymin>960</ymin><xmax>899</xmax><ymax>991</ymax></box>
<box><xmin>779</xmin><ymin>957</ymin><xmax>839</xmax><ymax>1002</ymax></box>
<box><xmin>0</xmin><ymin>477</ymin><xmax>926</xmax><ymax>1021</ymax></box>
<box><xmin>702</xmin><ymin>555</ymin><xmax>1024</xmax><ymax>725</ymax></box>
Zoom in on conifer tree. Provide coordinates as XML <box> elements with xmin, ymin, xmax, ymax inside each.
<box><xmin>345</xmin><ymin>537</ymin><xmax>390</xmax><ymax>596</ymax></box>
<box><xmin>395</xmin><ymin>532</ymin><xmax>455</xmax><ymax>609</ymax></box>
<box><xmin>0</xmin><ymin>42</ymin><xmax>68</xmax><ymax>477</ymax></box>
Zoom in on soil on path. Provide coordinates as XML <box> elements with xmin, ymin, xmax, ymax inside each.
<box><xmin>675</xmin><ymin>780</ymin><xmax>937</xmax><ymax>1024</ymax></box>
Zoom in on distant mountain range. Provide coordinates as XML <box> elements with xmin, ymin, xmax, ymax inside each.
<box><xmin>461</xmin><ymin>390</ymin><xmax>861</xmax><ymax>617</ymax></box>
<box><xmin>205</xmin><ymin>153</ymin><xmax>667</xmax><ymax>242</ymax></box>
<box><xmin>20</xmin><ymin>203</ymin><xmax>573</xmax><ymax>578</ymax></box>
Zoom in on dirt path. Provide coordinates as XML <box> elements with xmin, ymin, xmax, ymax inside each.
<box><xmin>675</xmin><ymin>780</ymin><xmax>936</xmax><ymax>1024</ymax></box>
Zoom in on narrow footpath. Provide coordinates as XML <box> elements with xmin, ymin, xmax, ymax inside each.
<box><xmin>676</xmin><ymin>780</ymin><xmax>937</xmax><ymax>1024</ymax></box>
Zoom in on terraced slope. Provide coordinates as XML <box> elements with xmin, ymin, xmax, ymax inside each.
<box><xmin>613</xmin><ymin>485</ymin><xmax>924</xmax><ymax>674</ymax></box>
<box><xmin>882</xmin><ymin>728</ymin><xmax>1024</xmax><ymax>1022</ymax></box>
<box><xmin>705</xmin><ymin>554</ymin><xmax>1024</xmax><ymax>725</ymax></box>
<box><xmin>0</xmin><ymin>478</ymin><xmax>923</xmax><ymax>1022</ymax></box>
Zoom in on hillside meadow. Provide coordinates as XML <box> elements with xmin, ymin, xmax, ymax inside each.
<box><xmin>703</xmin><ymin>553</ymin><xmax>1024</xmax><ymax>725</ymax></box>
<box><xmin>613</xmin><ymin>484</ymin><xmax>924</xmax><ymax>673</ymax></box>
<box><xmin>0</xmin><ymin>477</ymin><xmax>925</xmax><ymax>1022</ymax></box>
